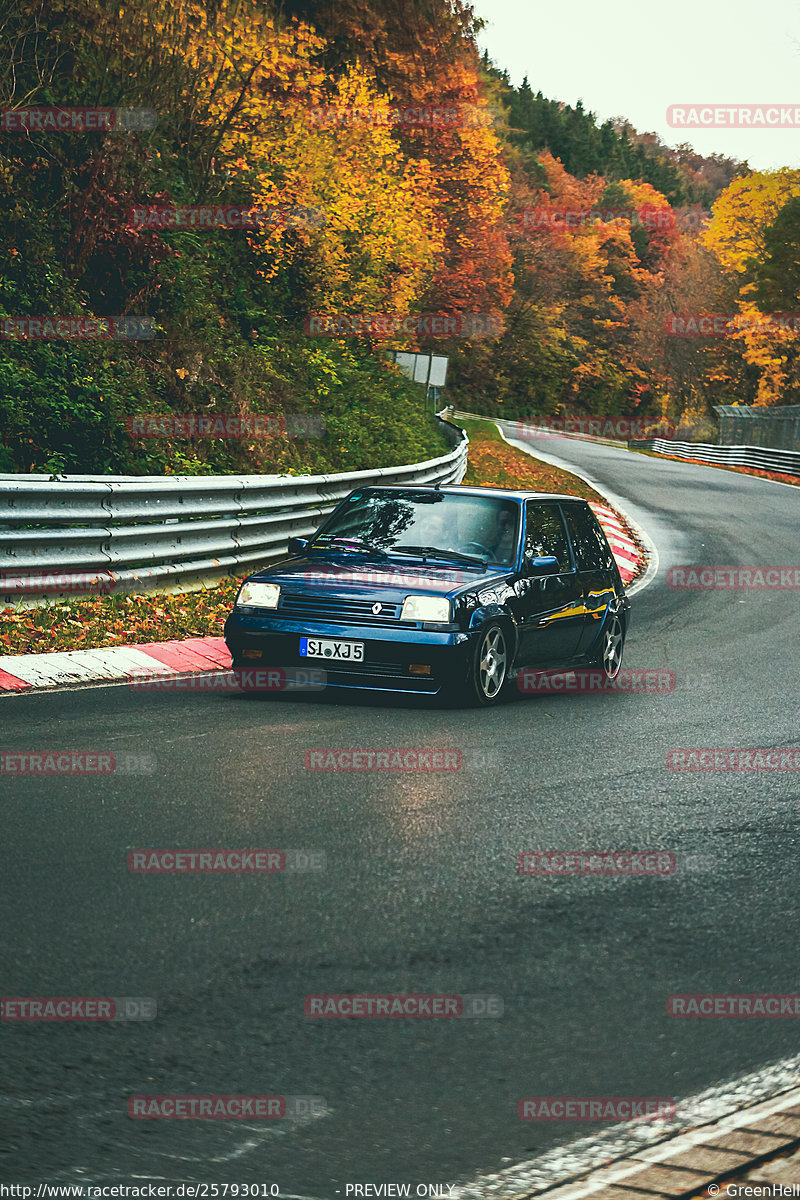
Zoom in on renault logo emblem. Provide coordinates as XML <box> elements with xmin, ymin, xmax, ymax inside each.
<box><xmin>372</xmin><ymin>602</ymin><xmax>382</xmax><ymax>614</ymax></box>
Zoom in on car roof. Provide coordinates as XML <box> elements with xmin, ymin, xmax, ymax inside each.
<box><xmin>359</xmin><ymin>484</ymin><xmax>589</xmax><ymax>504</ymax></box>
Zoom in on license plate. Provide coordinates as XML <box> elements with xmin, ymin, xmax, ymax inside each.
<box><xmin>299</xmin><ymin>637</ymin><xmax>365</xmax><ymax>662</ymax></box>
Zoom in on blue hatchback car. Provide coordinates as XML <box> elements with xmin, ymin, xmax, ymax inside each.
<box><xmin>224</xmin><ymin>484</ymin><xmax>630</xmax><ymax>706</ymax></box>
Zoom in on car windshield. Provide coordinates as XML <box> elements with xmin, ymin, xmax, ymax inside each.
<box><xmin>314</xmin><ymin>490</ymin><xmax>520</xmax><ymax>567</ymax></box>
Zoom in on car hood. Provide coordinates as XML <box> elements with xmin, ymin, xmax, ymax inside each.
<box><xmin>247</xmin><ymin>553</ymin><xmax>511</xmax><ymax>601</ymax></box>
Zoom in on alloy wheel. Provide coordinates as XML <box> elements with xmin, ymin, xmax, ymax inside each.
<box><xmin>477</xmin><ymin>625</ymin><xmax>508</xmax><ymax>700</ymax></box>
<box><xmin>601</xmin><ymin>613</ymin><xmax>624</xmax><ymax>679</ymax></box>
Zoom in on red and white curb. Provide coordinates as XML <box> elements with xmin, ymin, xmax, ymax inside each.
<box><xmin>588</xmin><ymin>502</ymin><xmax>640</xmax><ymax>584</ymax></box>
<box><xmin>0</xmin><ymin>635</ymin><xmax>231</xmax><ymax>694</ymax></box>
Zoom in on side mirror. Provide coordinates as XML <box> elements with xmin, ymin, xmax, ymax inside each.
<box><xmin>288</xmin><ymin>537</ymin><xmax>309</xmax><ymax>555</ymax></box>
<box><xmin>526</xmin><ymin>555</ymin><xmax>559</xmax><ymax>576</ymax></box>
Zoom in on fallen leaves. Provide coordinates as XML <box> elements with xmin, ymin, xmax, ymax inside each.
<box><xmin>0</xmin><ymin>578</ymin><xmax>244</xmax><ymax>656</ymax></box>
<box><xmin>462</xmin><ymin>425</ymin><xmax>604</xmax><ymax>503</ymax></box>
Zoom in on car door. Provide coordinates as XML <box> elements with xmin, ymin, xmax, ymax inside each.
<box><xmin>560</xmin><ymin>502</ymin><xmax>618</xmax><ymax>656</ymax></box>
<box><xmin>515</xmin><ymin>501</ymin><xmax>586</xmax><ymax>666</ymax></box>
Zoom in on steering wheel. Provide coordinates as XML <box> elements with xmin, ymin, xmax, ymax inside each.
<box><xmin>464</xmin><ymin>540</ymin><xmax>493</xmax><ymax>556</ymax></box>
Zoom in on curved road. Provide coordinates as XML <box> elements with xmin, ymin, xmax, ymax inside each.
<box><xmin>2</xmin><ymin>431</ymin><xmax>799</xmax><ymax>1195</ymax></box>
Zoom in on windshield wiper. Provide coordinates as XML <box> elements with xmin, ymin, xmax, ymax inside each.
<box><xmin>312</xmin><ymin>535</ymin><xmax>389</xmax><ymax>558</ymax></box>
<box><xmin>394</xmin><ymin>545</ymin><xmax>487</xmax><ymax>567</ymax></box>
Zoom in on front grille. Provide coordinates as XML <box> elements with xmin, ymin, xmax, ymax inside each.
<box><xmin>324</xmin><ymin>664</ymin><xmax>437</xmax><ymax>691</ymax></box>
<box><xmin>326</xmin><ymin>660</ymin><xmax>405</xmax><ymax>677</ymax></box>
<box><xmin>279</xmin><ymin>594</ymin><xmax>403</xmax><ymax>626</ymax></box>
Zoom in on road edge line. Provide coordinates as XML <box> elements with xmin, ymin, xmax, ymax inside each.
<box><xmin>492</xmin><ymin>423</ymin><xmax>658</xmax><ymax>596</ymax></box>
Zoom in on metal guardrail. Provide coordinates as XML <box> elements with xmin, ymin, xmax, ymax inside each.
<box><xmin>0</xmin><ymin>416</ymin><xmax>468</xmax><ymax>600</ymax></box>
<box><xmin>628</xmin><ymin>439</ymin><xmax>800</xmax><ymax>477</ymax></box>
<box><xmin>447</xmin><ymin>410</ymin><xmax>800</xmax><ymax>477</ymax></box>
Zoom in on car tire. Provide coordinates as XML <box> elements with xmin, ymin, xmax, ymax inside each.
<box><xmin>466</xmin><ymin>621</ymin><xmax>509</xmax><ymax>707</ymax></box>
<box><xmin>590</xmin><ymin>609</ymin><xmax>625</xmax><ymax>681</ymax></box>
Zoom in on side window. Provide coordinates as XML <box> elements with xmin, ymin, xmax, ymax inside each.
<box><xmin>524</xmin><ymin>502</ymin><xmax>572</xmax><ymax>571</ymax></box>
<box><xmin>563</xmin><ymin>505</ymin><xmax>614</xmax><ymax>571</ymax></box>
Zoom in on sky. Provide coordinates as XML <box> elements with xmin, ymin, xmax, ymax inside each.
<box><xmin>471</xmin><ymin>0</ymin><xmax>800</xmax><ymax>172</ymax></box>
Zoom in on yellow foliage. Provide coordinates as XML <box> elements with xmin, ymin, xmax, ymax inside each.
<box><xmin>704</xmin><ymin>170</ymin><xmax>800</xmax><ymax>405</ymax></box>
<box><xmin>703</xmin><ymin>169</ymin><xmax>800</xmax><ymax>277</ymax></box>
<box><xmin>249</xmin><ymin>67</ymin><xmax>445</xmax><ymax>313</ymax></box>
<box><xmin>62</xmin><ymin>0</ymin><xmax>510</xmax><ymax>323</ymax></box>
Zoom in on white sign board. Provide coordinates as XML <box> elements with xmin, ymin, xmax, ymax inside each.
<box><xmin>428</xmin><ymin>355</ymin><xmax>448</xmax><ymax>388</ymax></box>
<box><xmin>393</xmin><ymin>352</ymin><xmax>417</xmax><ymax>382</ymax></box>
<box><xmin>413</xmin><ymin>356</ymin><xmax>430</xmax><ymax>384</ymax></box>
<box><xmin>391</xmin><ymin>351</ymin><xmax>448</xmax><ymax>389</ymax></box>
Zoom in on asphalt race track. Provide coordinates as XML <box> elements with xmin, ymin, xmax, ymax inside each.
<box><xmin>2</xmin><ymin>431</ymin><xmax>799</xmax><ymax>1195</ymax></box>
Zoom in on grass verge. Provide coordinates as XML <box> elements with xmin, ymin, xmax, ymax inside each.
<box><xmin>458</xmin><ymin>418</ymin><xmax>607</xmax><ymax>501</ymax></box>
<box><xmin>0</xmin><ymin>580</ymin><xmax>242</xmax><ymax>657</ymax></box>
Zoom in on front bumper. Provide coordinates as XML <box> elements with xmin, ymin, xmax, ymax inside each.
<box><xmin>224</xmin><ymin>611</ymin><xmax>473</xmax><ymax>694</ymax></box>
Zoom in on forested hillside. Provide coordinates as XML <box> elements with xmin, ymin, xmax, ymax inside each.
<box><xmin>497</xmin><ymin>69</ymin><xmax>740</xmax><ymax>207</ymax></box>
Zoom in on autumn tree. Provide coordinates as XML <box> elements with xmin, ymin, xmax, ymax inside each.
<box><xmin>703</xmin><ymin>170</ymin><xmax>800</xmax><ymax>405</ymax></box>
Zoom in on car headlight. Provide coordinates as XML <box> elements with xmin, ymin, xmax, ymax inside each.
<box><xmin>236</xmin><ymin>581</ymin><xmax>281</xmax><ymax>609</ymax></box>
<box><xmin>400</xmin><ymin>595</ymin><xmax>450</xmax><ymax>622</ymax></box>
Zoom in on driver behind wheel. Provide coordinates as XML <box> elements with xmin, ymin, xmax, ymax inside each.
<box><xmin>456</xmin><ymin>501</ymin><xmax>516</xmax><ymax>564</ymax></box>
<box><xmin>489</xmin><ymin>506</ymin><xmax>516</xmax><ymax>564</ymax></box>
